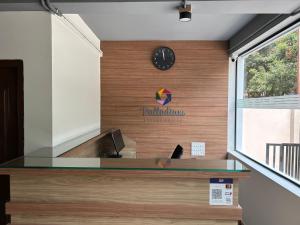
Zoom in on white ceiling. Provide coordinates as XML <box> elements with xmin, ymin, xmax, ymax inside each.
<box><xmin>80</xmin><ymin>13</ymin><xmax>255</xmax><ymax>40</ymax></box>
<box><xmin>59</xmin><ymin>1</ymin><xmax>300</xmax><ymax>40</ymax></box>
<box><xmin>1</xmin><ymin>1</ymin><xmax>300</xmax><ymax>40</ymax></box>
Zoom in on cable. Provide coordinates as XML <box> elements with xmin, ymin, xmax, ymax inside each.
<box><xmin>40</xmin><ymin>0</ymin><xmax>102</xmax><ymax>54</ymax></box>
<box><xmin>291</xmin><ymin>6</ymin><xmax>300</xmax><ymax>16</ymax></box>
<box><xmin>40</xmin><ymin>0</ymin><xmax>50</xmax><ymax>11</ymax></box>
<box><xmin>45</xmin><ymin>0</ymin><xmax>62</xmax><ymax>16</ymax></box>
<box><xmin>61</xmin><ymin>15</ymin><xmax>102</xmax><ymax>54</ymax></box>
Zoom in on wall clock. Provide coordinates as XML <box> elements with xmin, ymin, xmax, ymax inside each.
<box><xmin>152</xmin><ymin>47</ymin><xmax>175</xmax><ymax>70</ymax></box>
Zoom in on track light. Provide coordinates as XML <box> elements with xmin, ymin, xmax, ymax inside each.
<box><xmin>179</xmin><ymin>0</ymin><xmax>191</xmax><ymax>22</ymax></box>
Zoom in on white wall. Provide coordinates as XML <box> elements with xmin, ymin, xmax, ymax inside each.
<box><xmin>240</xmin><ymin>170</ymin><xmax>300</xmax><ymax>225</ymax></box>
<box><xmin>0</xmin><ymin>12</ymin><xmax>53</xmax><ymax>154</ymax></box>
<box><xmin>51</xmin><ymin>14</ymin><xmax>101</xmax><ymax>156</ymax></box>
<box><xmin>0</xmin><ymin>12</ymin><xmax>101</xmax><ymax>156</ymax></box>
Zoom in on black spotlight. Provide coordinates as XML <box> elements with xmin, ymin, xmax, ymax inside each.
<box><xmin>179</xmin><ymin>0</ymin><xmax>191</xmax><ymax>22</ymax></box>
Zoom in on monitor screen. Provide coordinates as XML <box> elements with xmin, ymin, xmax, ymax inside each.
<box><xmin>111</xmin><ymin>129</ymin><xmax>125</xmax><ymax>152</ymax></box>
<box><xmin>171</xmin><ymin>145</ymin><xmax>183</xmax><ymax>159</ymax></box>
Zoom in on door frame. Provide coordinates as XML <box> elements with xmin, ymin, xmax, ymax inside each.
<box><xmin>0</xmin><ymin>60</ymin><xmax>24</xmax><ymax>159</ymax></box>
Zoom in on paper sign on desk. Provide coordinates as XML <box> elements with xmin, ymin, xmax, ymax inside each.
<box><xmin>209</xmin><ymin>178</ymin><xmax>233</xmax><ymax>205</ymax></box>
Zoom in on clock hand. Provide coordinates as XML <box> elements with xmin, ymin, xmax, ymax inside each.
<box><xmin>162</xmin><ymin>49</ymin><xmax>165</xmax><ymax>61</ymax></box>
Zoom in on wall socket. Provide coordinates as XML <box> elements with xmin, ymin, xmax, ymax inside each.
<box><xmin>191</xmin><ymin>142</ymin><xmax>205</xmax><ymax>156</ymax></box>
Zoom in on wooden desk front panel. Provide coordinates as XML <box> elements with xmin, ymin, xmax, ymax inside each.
<box><xmin>9</xmin><ymin>173</ymin><xmax>239</xmax><ymax>206</ymax></box>
<box><xmin>6</xmin><ymin>171</ymin><xmax>241</xmax><ymax>225</ymax></box>
<box><xmin>11</xmin><ymin>216</ymin><xmax>237</xmax><ymax>225</ymax></box>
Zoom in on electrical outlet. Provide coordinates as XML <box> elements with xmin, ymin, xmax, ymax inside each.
<box><xmin>191</xmin><ymin>142</ymin><xmax>205</xmax><ymax>156</ymax></box>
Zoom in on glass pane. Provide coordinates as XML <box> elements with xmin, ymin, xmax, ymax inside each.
<box><xmin>236</xmin><ymin>108</ymin><xmax>300</xmax><ymax>184</ymax></box>
<box><xmin>242</xmin><ymin>29</ymin><xmax>299</xmax><ymax>99</ymax></box>
<box><xmin>236</xmin><ymin>26</ymin><xmax>300</xmax><ymax>185</ymax></box>
<box><xmin>0</xmin><ymin>157</ymin><xmax>249</xmax><ymax>172</ymax></box>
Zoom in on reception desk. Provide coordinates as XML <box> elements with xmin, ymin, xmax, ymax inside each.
<box><xmin>0</xmin><ymin>157</ymin><xmax>249</xmax><ymax>225</ymax></box>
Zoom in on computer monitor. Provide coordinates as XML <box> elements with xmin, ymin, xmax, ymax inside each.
<box><xmin>110</xmin><ymin>129</ymin><xmax>125</xmax><ymax>158</ymax></box>
<box><xmin>97</xmin><ymin>129</ymin><xmax>125</xmax><ymax>158</ymax></box>
<box><xmin>171</xmin><ymin>145</ymin><xmax>183</xmax><ymax>159</ymax></box>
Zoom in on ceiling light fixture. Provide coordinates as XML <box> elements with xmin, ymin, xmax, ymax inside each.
<box><xmin>179</xmin><ymin>0</ymin><xmax>192</xmax><ymax>22</ymax></box>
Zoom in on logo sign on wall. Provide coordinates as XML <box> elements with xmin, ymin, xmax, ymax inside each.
<box><xmin>156</xmin><ymin>88</ymin><xmax>172</xmax><ymax>106</ymax></box>
<box><xmin>143</xmin><ymin>88</ymin><xmax>186</xmax><ymax>119</ymax></box>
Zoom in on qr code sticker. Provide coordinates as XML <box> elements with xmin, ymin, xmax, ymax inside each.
<box><xmin>212</xmin><ymin>189</ymin><xmax>222</xmax><ymax>200</ymax></box>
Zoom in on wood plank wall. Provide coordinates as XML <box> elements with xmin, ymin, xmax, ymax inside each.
<box><xmin>101</xmin><ymin>41</ymin><xmax>229</xmax><ymax>159</ymax></box>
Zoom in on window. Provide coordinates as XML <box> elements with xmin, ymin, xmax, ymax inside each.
<box><xmin>235</xmin><ymin>25</ymin><xmax>300</xmax><ymax>185</ymax></box>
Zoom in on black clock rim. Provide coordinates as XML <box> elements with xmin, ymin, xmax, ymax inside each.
<box><xmin>152</xmin><ymin>46</ymin><xmax>176</xmax><ymax>71</ymax></box>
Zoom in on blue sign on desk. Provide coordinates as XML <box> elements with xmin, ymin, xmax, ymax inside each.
<box><xmin>209</xmin><ymin>178</ymin><xmax>233</xmax><ymax>205</ymax></box>
<box><xmin>210</xmin><ymin>178</ymin><xmax>233</xmax><ymax>184</ymax></box>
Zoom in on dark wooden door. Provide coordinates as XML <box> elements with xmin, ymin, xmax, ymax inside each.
<box><xmin>0</xmin><ymin>60</ymin><xmax>24</xmax><ymax>164</ymax></box>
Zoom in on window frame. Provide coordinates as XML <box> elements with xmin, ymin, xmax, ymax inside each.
<box><xmin>230</xmin><ymin>20</ymin><xmax>300</xmax><ymax>193</ymax></box>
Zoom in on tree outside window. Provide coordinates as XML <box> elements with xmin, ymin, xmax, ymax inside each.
<box><xmin>244</xmin><ymin>29</ymin><xmax>299</xmax><ymax>98</ymax></box>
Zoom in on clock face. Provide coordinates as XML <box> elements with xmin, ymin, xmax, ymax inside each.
<box><xmin>152</xmin><ymin>47</ymin><xmax>175</xmax><ymax>71</ymax></box>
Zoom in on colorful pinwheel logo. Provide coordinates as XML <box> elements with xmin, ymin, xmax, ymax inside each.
<box><xmin>156</xmin><ymin>88</ymin><xmax>172</xmax><ymax>106</ymax></box>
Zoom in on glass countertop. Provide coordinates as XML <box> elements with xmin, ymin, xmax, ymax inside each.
<box><xmin>0</xmin><ymin>157</ymin><xmax>249</xmax><ymax>173</ymax></box>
